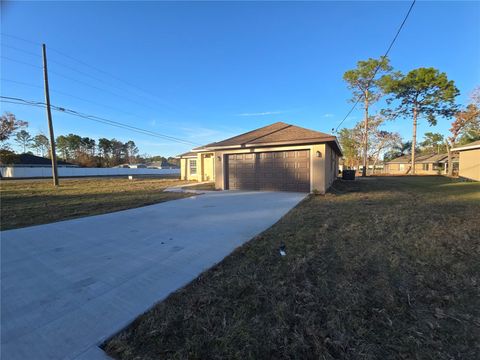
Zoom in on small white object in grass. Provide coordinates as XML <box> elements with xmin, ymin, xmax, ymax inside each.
<box><xmin>128</xmin><ymin>175</ymin><xmax>133</xmax><ymax>180</ymax></box>
<box><xmin>280</xmin><ymin>249</ymin><xmax>286</xmax><ymax>256</ymax></box>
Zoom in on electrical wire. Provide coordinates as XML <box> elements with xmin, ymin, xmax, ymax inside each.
<box><xmin>0</xmin><ymin>96</ymin><xmax>200</xmax><ymax>146</ymax></box>
<box><xmin>1</xmin><ymin>78</ymin><xmax>163</xmax><ymax>121</ymax></box>
<box><xmin>3</xmin><ymin>55</ymin><xmax>168</xmax><ymax>111</ymax></box>
<box><xmin>2</xmin><ymin>33</ymin><xmax>173</xmax><ymax>106</ymax></box>
<box><xmin>334</xmin><ymin>0</ymin><xmax>416</xmax><ymax>132</ymax></box>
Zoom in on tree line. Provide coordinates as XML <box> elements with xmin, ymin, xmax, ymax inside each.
<box><xmin>340</xmin><ymin>58</ymin><xmax>480</xmax><ymax>175</ymax></box>
<box><xmin>0</xmin><ymin>112</ymin><xmax>179</xmax><ymax>167</ymax></box>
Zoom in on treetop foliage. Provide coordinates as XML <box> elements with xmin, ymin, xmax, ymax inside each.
<box><xmin>382</xmin><ymin>67</ymin><xmax>459</xmax><ymax>126</ymax></box>
<box><xmin>343</xmin><ymin>57</ymin><xmax>393</xmax><ymax>104</ymax></box>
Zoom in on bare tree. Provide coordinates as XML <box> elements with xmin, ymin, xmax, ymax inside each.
<box><xmin>0</xmin><ymin>112</ymin><xmax>28</xmax><ymax>149</ymax></box>
<box><xmin>446</xmin><ymin>103</ymin><xmax>480</xmax><ymax>176</ymax></box>
<box><xmin>343</xmin><ymin>57</ymin><xmax>393</xmax><ymax>176</ymax></box>
<box><xmin>15</xmin><ymin>130</ymin><xmax>33</xmax><ymax>153</ymax></box>
<box><xmin>32</xmin><ymin>134</ymin><xmax>50</xmax><ymax>157</ymax></box>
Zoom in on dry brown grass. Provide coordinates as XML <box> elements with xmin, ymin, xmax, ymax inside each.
<box><xmin>183</xmin><ymin>182</ymin><xmax>217</xmax><ymax>191</ymax></box>
<box><xmin>0</xmin><ymin>177</ymin><xmax>192</xmax><ymax>230</ymax></box>
<box><xmin>104</xmin><ymin>176</ymin><xmax>480</xmax><ymax>360</ymax></box>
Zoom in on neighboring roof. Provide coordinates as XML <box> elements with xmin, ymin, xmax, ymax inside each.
<box><xmin>193</xmin><ymin>122</ymin><xmax>342</xmax><ymax>155</ymax></box>
<box><xmin>386</xmin><ymin>155</ymin><xmax>417</xmax><ymax>164</ymax></box>
<box><xmin>386</xmin><ymin>153</ymin><xmax>458</xmax><ymax>164</ymax></box>
<box><xmin>177</xmin><ymin>151</ymin><xmax>197</xmax><ymax>158</ymax></box>
<box><xmin>145</xmin><ymin>161</ymin><xmax>179</xmax><ymax>168</ymax></box>
<box><xmin>452</xmin><ymin>140</ymin><xmax>480</xmax><ymax>152</ymax></box>
<box><xmin>4</xmin><ymin>153</ymin><xmax>75</xmax><ymax>166</ymax></box>
<box><xmin>439</xmin><ymin>153</ymin><xmax>459</xmax><ymax>163</ymax></box>
<box><xmin>416</xmin><ymin>154</ymin><xmax>445</xmax><ymax>164</ymax></box>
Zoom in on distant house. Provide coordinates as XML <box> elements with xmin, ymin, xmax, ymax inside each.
<box><xmin>384</xmin><ymin>153</ymin><xmax>458</xmax><ymax>175</ymax></box>
<box><xmin>0</xmin><ymin>153</ymin><xmax>77</xmax><ymax>168</ymax></box>
<box><xmin>114</xmin><ymin>164</ymin><xmax>147</xmax><ymax>169</ymax></box>
<box><xmin>452</xmin><ymin>140</ymin><xmax>480</xmax><ymax>181</ymax></box>
<box><xmin>358</xmin><ymin>161</ymin><xmax>385</xmax><ymax>174</ymax></box>
<box><xmin>145</xmin><ymin>161</ymin><xmax>179</xmax><ymax>169</ymax></box>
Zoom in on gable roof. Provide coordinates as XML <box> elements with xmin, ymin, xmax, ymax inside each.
<box><xmin>194</xmin><ymin>122</ymin><xmax>342</xmax><ymax>155</ymax></box>
<box><xmin>2</xmin><ymin>153</ymin><xmax>75</xmax><ymax>166</ymax></box>
<box><xmin>386</xmin><ymin>155</ymin><xmax>411</xmax><ymax>163</ymax></box>
<box><xmin>176</xmin><ymin>151</ymin><xmax>197</xmax><ymax>158</ymax></box>
<box><xmin>386</xmin><ymin>153</ymin><xmax>458</xmax><ymax>164</ymax></box>
<box><xmin>452</xmin><ymin>140</ymin><xmax>480</xmax><ymax>152</ymax></box>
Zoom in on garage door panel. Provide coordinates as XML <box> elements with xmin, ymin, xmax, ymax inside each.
<box><xmin>227</xmin><ymin>150</ymin><xmax>310</xmax><ymax>192</ymax></box>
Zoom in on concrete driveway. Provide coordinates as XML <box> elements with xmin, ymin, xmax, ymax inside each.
<box><xmin>1</xmin><ymin>190</ymin><xmax>306</xmax><ymax>360</ymax></box>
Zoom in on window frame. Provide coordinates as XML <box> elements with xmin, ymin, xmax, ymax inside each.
<box><xmin>189</xmin><ymin>159</ymin><xmax>197</xmax><ymax>175</ymax></box>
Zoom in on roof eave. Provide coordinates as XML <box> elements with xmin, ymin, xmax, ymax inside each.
<box><xmin>194</xmin><ymin>145</ymin><xmax>242</xmax><ymax>151</ymax></box>
<box><xmin>451</xmin><ymin>144</ymin><xmax>480</xmax><ymax>151</ymax></box>
<box><xmin>199</xmin><ymin>137</ymin><xmax>342</xmax><ymax>155</ymax></box>
<box><xmin>244</xmin><ymin>137</ymin><xmax>337</xmax><ymax>148</ymax></box>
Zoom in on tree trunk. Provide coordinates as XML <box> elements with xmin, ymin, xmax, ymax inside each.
<box><xmin>411</xmin><ymin>106</ymin><xmax>418</xmax><ymax>175</ymax></box>
<box><xmin>447</xmin><ymin>145</ymin><xmax>453</xmax><ymax>176</ymax></box>
<box><xmin>372</xmin><ymin>155</ymin><xmax>379</xmax><ymax>175</ymax></box>
<box><xmin>362</xmin><ymin>91</ymin><xmax>369</xmax><ymax>177</ymax></box>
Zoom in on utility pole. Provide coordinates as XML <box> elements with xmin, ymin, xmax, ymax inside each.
<box><xmin>42</xmin><ymin>44</ymin><xmax>59</xmax><ymax>186</ymax></box>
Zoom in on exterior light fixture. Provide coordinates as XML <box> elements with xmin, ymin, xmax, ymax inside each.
<box><xmin>316</xmin><ymin>151</ymin><xmax>322</xmax><ymax>158</ymax></box>
<box><xmin>217</xmin><ymin>156</ymin><xmax>221</xmax><ymax>161</ymax></box>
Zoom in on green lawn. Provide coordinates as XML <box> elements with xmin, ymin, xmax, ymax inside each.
<box><xmin>104</xmin><ymin>176</ymin><xmax>480</xmax><ymax>360</ymax></box>
<box><xmin>0</xmin><ymin>177</ymin><xmax>192</xmax><ymax>230</ymax></box>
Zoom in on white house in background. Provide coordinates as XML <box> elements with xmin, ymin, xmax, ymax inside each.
<box><xmin>114</xmin><ymin>163</ymin><xmax>147</xmax><ymax>169</ymax></box>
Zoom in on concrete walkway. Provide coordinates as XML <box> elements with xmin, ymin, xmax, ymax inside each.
<box><xmin>1</xmin><ymin>190</ymin><xmax>306</xmax><ymax>360</ymax></box>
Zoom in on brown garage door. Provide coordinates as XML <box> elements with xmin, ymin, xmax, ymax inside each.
<box><xmin>227</xmin><ymin>150</ymin><xmax>310</xmax><ymax>192</ymax></box>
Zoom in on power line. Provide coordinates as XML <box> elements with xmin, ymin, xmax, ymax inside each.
<box><xmin>2</xmin><ymin>55</ymin><xmax>161</xmax><ymax>109</ymax></box>
<box><xmin>334</xmin><ymin>0</ymin><xmax>416</xmax><ymax>132</ymax></box>
<box><xmin>2</xmin><ymin>33</ymin><xmax>173</xmax><ymax>106</ymax></box>
<box><xmin>1</xmin><ymin>33</ymin><xmax>40</xmax><ymax>46</ymax></box>
<box><xmin>1</xmin><ymin>78</ymin><xmax>140</xmax><ymax>116</ymax></box>
<box><xmin>2</xmin><ymin>34</ymin><xmax>208</xmax><ymax>121</ymax></box>
<box><xmin>1</xmin><ymin>78</ymin><xmax>44</xmax><ymax>90</ymax></box>
<box><xmin>0</xmin><ymin>56</ymin><xmax>42</xmax><ymax>69</ymax></box>
<box><xmin>2</xmin><ymin>42</ymin><xmax>173</xmax><ymax>107</ymax></box>
<box><xmin>2</xmin><ymin>44</ymin><xmax>41</xmax><ymax>58</ymax></box>
<box><xmin>0</xmin><ymin>96</ymin><xmax>200</xmax><ymax>146</ymax></box>
<box><xmin>1</xmin><ymin>77</ymin><xmax>161</xmax><ymax>121</ymax></box>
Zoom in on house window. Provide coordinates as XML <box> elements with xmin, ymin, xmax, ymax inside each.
<box><xmin>189</xmin><ymin>159</ymin><xmax>197</xmax><ymax>175</ymax></box>
<box><xmin>432</xmin><ymin>163</ymin><xmax>440</xmax><ymax>170</ymax></box>
<box><xmin>399</xmin><ymin>164</ymin><xmax>405</xmax><ymax>171</ymax></box>
<box><xmin>422</xmin><ymin>164</ymin><xmax>429</xmax><ymax>171</ymax></box>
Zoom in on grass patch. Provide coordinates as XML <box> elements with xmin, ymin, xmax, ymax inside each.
<box><xmin>104</xmin><ymin>176</ymin><xmax>480</xmax><ymax>359</ymax></box>
<box><xmin>0</xmin><ymin>177</ymin><xmax>193</xmax><ymax>230</ymax></box>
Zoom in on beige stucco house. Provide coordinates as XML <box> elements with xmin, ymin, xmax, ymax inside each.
<box><xmin>179</xmin><ymin>122</ymin><xmax>342</xmax><ymax>193</ymax></box>
<box><xmin>452</xmin><ymin>140</ymin><xmax>480</xmax><ymax>181</ymax></box>
<box><xmin>384</xmin><ymin>153</ymin><xmax>458</xmax><ymax>175</ymax></box>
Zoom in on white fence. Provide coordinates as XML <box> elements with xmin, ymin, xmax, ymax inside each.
<box><xmin>0</xmin><ymin>167</ymin><xmax>180</xmax><ymax>178</ymax></box>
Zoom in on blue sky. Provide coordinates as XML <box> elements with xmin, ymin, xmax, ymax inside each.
<box><xmin>1</xmin><ymin>1</ymin><xmax>479</xmax><ymax>156</ymax></box>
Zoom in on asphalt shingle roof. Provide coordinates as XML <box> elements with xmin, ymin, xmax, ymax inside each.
<box><xmin>12</xmin><ymin>153</ymin><xmax>74</xmax><ymax>166</ymax></box>
<box><xmin>452</xmin><ymin>140</ymin><xmax>480</xmax><ymax>151</ymax></box>
<box><xmin>193</xmin><ymin>122</ymin><xmax>341</xmax><ymax>154</ymax></box>
<box><xmin>177</xmin><ymin>151</ymin><xmax>197</xmax><ymax>158</ymax></box>
<box><xmin>386</xmin><ymin>153</ymin><xmax>458</xmax><ymax>164</ymax></box>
